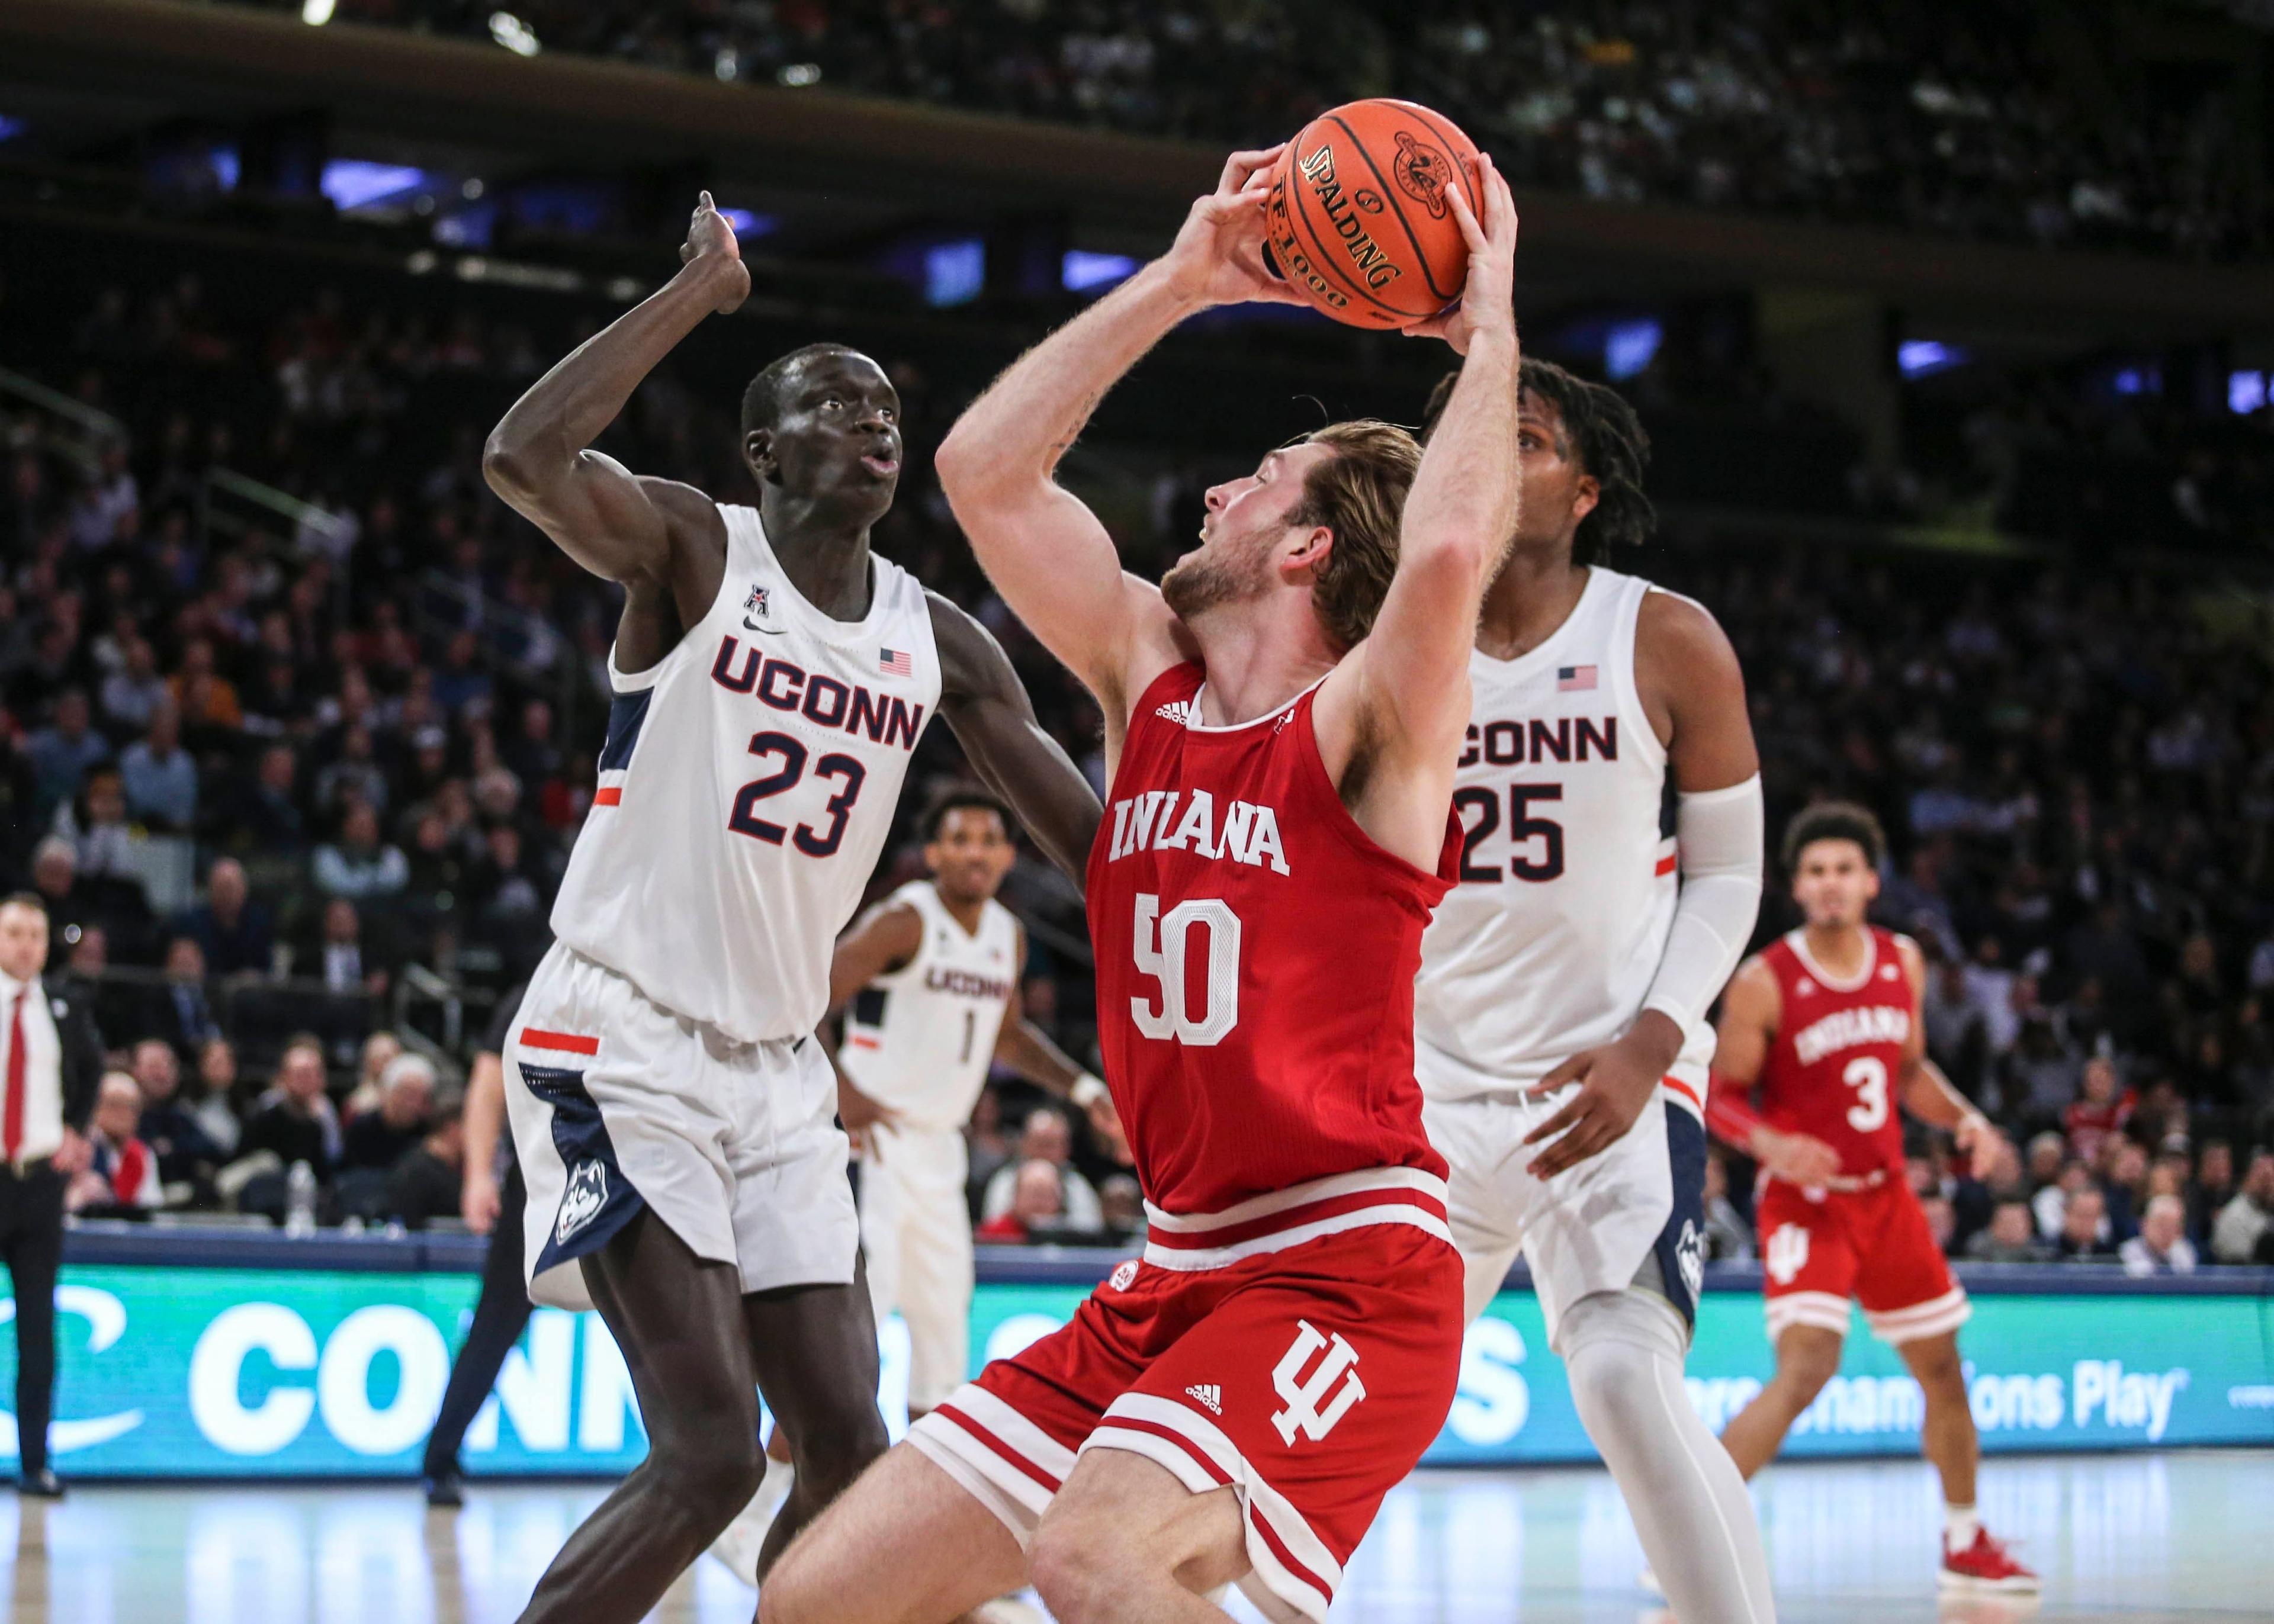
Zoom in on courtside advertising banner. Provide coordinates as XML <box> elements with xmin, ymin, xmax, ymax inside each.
<box><xmin>4</xmin><ymin>1265</ymin><xmax>2270</xmax><ymax>1475</ymax></box>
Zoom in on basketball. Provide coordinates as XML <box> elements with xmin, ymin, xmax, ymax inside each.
<box><xmin>1265</xmin><ymin>98</ymin><xmax>1483</xmax><ymax>329</ymax></box>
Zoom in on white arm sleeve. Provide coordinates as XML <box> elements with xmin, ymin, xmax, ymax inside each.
<box><xmin>1640</xmin><ymin>774</ymin><xmax>1765</xmax><ymax>1034</ymax></box>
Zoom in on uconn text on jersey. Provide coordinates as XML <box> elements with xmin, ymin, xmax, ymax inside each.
<box><xmin>709</xmin><ymin>635</ymin><xmax>926</xmax><ymax>750</ymax></box>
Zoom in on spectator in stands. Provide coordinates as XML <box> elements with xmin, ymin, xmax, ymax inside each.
<box><xmin>1967</xmin><ymin>1199</ymin><xmax>2048</xmax><ymax>1262</ymax></box>
<box><xmin>54</xmin><ymin>767</ymin><xmax>136</xmax><ymax>880</ymax></box>
<box><xmin>118</xmin><ymin>705</ymin><xmax>196</xmax><ymax>832</ymax></box>
<box><xmin>312</xmin><ymin>803</ymin><xmax>409</xmax><ymax>901</ymax></box>
<box><xmin>2120</xmin><ymin>1195</ymin><xmax>2198</xmax><ymax>1276</ymax></box>
<box><xmin>2098</xmin><ymin>1137</ymin><xmax>2152</xmax><ymax>1242</ymax></box>
<box><xmin>99</xmin><ymin>636</ymin><xmax>168</xmax><ymax>735</ymax></box>
<box><xmin>173</xmin><ymin>858</ymin><xmax>272</xmax><ymax>978</ymax></box>
<box><xmin>214</xmin><ymin>744</ymin><xmax>309</xmax><ymax>856</ymax></box>
<box><xmin>2191</xmin><ymin>1139</ymin><xmax>2237</xmax><ymax>1246</ymax></box>
<box><xmin>25</xmin><ymin>689</ymin><xmax>109</xmax><ymax>816</ymax></box>
<box><xmin>304</xmin><ymin>898</ymin><xmax>394</xmax><ymax>998</ymax></box>
<box><xmin>345</xmin><ymin>1031</ymin><xmax>404</xmax><ymax>1121</ymax></box>
<box><xmin>386</xmin><ymin>1105</ymin><xmax>465</xmax><ymax>1229</ymax></box>
<box><xmin>1701</xmin><ymin>1149</ymin><xmax>1755</xmax><ymax>1260</ymax></box>
<box><xmin>2053</xmin><ymin>1186</ymin><xmax>2117</xmax><ymax>1261</ymax></box>
<box><xmin>2064</xmin><ymin>1057</ymin><xmax>2135</xmax><ymax>1163</ymax></box>
<box><xmin>1921</xmin><ymin>1194</ymin><xmax>1958</xmax><ymax>1256</ymax></box>
<box><xmin>233</xmin><ymin>1036</ymin><xmax>342</xmax><ymax>1184</ymax></box>
<box><xmin>68</xmin><ymin>1073</ymin><xmax>161</xmax><ymax>1215</ymax></box>
<box><xmin>965</xmin><ymin>1085</ymin><xmax>1013</xmax><ymax>1219</ymax></box>
<box><xmin>135</xmin><ymin>935</ymin><xmax>223</xmax><ymax>1059</ymax></box>
<box><xmin>975</xmin><ymin>1159</ymin><xmax>1066</xmax><ymax>1243</ymax></box>
<box><xmin>2032</xmin><ymin>1157</ymin><xmax>2092</xmax><ymax>1240</ymax></box>
<box><xmin>166</xmin><ymin>638</ymin><xmax>240</xmax><ymax>734</ymax></box>
<box><xmin>979</xmin><ymin>1105</ymin><xmax>1101</xmax><ymax>1231</ymax></box>
<box><xmin>131</xmin><ymin>1038</ymin><xmax>223</xmax><ymax>1198</ymax></box>
<box><xmin>30</xmin><ymin>835</ymin><xmax>148</xmax><ymax>971</ymax></box>
<box><xmin>2211</xmin><ymin>1150</ymin><xmax>2274</xmax><ymax>1263</ymax></box>
<box><xmin>2002</xmin><ymin>1015</ymin><xmax>2084</xmax><ymax>1129</ymax></box>
<box><xmin>191</xmin><ymin>1036</ymin><xmax>243</xmax><ymax>1155</ymax></box>
<box><xmin>1097</xmin><ymin>1174</ymin><xmax>1143</xmax><ymax>1243</ymax></box>
<box><xmin>343</xmin><ymin>1054</ymin><xmax>436</xmax><ymax>1172</ymax></box>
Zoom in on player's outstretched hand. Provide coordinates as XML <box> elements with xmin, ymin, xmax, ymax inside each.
<box><xmin>1521</xmin><ymin>1018</ymin><xmax>1669</xmax><ymax>1179</ymax></box>
<box><xmin>1085</xmin><ymin>1094</ymin><xmax>1133</xmax><ymax>1166</ymax></box>
<box><xmin>461</xmin><ymin>1170</ymin><xmax>502</xmax><ymax>1235</ymax></box>
<box><xmin>1755</xmin><ymin>1128</ymin><xmax>1842</xmax><ymax>1189</ymax></box>
<box><xmin>679</xmin><ymin>190</ymin><xmax>751</xmax><ymax>316</ymax></box>
<box><xmin>1402</xmin><ymin>153</ymin><xmax>1517</xmax><ymax>356</ymax></box>
<box><xmin>1160</xmin><ymin>146</ymin><xmax>1309</xmax><ymax>311</ymax></box>
<box><xmin>1953</xmin><ymin>1113</ymin><xmax>2006</xmax><ymax>1182</ymax></box>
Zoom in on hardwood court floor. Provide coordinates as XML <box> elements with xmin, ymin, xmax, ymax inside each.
<box><xmin>1</xmin><ymin>1449</ymin><xmax>2264</xmax><ymax>1622</ymax></box>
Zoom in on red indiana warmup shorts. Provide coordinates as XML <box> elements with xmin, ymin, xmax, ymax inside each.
<box><xmin>907</xmin><ymin>1168</ymin><xmax>1464</xmax><ymax>1624</ymax></box>
<box><xmin>1755</xmin><ymin>1174</ymin><xmax>1970</xmax><ymax>1346</ymax></box>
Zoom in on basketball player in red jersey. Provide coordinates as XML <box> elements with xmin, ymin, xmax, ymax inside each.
<box><xmin>1708</xmin><ymin>803</ymin><xmax>2038</xmax><ymax>1594</ymax></box>
<box><xmin>761</xmin><ymin>146</ymin><xmax>1520</xmax><ymax>1624</ymax></box>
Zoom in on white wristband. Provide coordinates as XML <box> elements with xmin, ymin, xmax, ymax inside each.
<box><xmin>1071</xmin><ymin>1073</ymin><xmax>1109</xmax><ymax>1109</ymax></box>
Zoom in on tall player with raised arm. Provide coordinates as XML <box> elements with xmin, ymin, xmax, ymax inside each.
<box><xmin>761</xmin><ymin>146</ymin><xmax>1521</xmax><ymax>1624</ymax></box>
<box><xmin>479</xmin><ymin>194</ymin><xmax>1100</xmax><ymax>1623</ymax></box>
<box><xmin>1709</xmin><ymin>802</ymin><xmax>2037</xmax><ymax>1594</ymax></box>
<box><xmin>1409</xmin><ymin>359</ymin><xmax>1777</xmax><ymax>1624</ymax></box>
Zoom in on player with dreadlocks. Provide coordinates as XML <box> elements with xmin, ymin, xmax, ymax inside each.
<box><xmin>1411</xmin><ymin>358</ymin><xmax>1778</xmax><ymax>1623</ymax></box>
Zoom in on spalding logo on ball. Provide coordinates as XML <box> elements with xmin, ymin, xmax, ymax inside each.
<box><xmin>1266</xmin><ymin>98</ymin><xmax>1482</xmax><ymax>330</ymax></box>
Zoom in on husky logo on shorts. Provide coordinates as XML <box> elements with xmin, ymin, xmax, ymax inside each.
<box><xmin>1270</xmin><ymin>1320</ymin><xmax>1366</xmax><ymax>1446</ymax></box>
<box><xmin>556</xmin><ymin>1159</ymin><xmax>609</xmax><ymax>1243</ymax></box>
<box><xmin>1766</xmin><ymin>1222</ymin><xmax>1811</xmax><ymax>1285</ymax></box>
<box><xmin>1108</xmin><ymin>1259</ymin><xmax>1139</xmax><ymax>1291</ymax></box>
<box><xmin>1676</xmin><ymin>1218</ymin><xmax>1707</xmax><ymax>1303</ymax></box>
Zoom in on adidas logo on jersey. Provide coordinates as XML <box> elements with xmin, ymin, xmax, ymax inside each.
<box><xmin>1155</xmin><ymin>698</ymin><xmax>1197</xmax><ymax>725</ymax></box>
<box><xmin>1105</xmin><ymin>788</ymin><xmax>1290</xmax><ymax>874</ymax></box>
<box><xmin>1185</xmin><ymin>1384</ymin><xmax>1222</xmax><ymax>1416</ymax></box>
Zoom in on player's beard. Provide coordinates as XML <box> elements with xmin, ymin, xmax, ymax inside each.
<box><xmin>1161</xmin><ymin>529</ymin><xmax>1274</xmax><ymax>625</ymax></box>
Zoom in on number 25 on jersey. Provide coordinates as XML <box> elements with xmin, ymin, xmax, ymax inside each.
<box><xmin>1130</xmin><ymin>893</ymin><xmax>1240</xmax><ymax>1046</ymax></box>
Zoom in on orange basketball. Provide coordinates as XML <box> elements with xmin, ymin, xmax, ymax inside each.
<box><xmin>1264</xmin><ymin>99</ymin><xmax>1482</xmax><ymax>330</ymax></box>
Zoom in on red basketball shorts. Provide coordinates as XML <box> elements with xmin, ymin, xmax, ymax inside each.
<box><xmin>1755</xmin><ymin>1175</ymin><xmax>1969</xmax><ymax>1346</ymax></box>
<box><xmin>907</xmin><ymin>1168</ymin><xmax>1464</xmax><ymax>1624</ymax></box>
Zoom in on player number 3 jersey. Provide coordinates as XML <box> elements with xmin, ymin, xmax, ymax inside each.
<box><xmin>549</xmin><ymin>504</ymin><xmax>941</xmax><ymax>1046</ymax></box>
<box><xmin>1757</xmin><ymin>926</ymin><xmax>1916</xmax><ymax>1179</ymax></box>
<box><xmin>1087</xmin><ymin>663</ymin><xmax>1458</xmax><ymax>1216</ymax></box>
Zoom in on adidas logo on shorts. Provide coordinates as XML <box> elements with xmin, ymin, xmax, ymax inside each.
<box><xmin>1185</xmin><ymin>1384</ymin><xmax>1222</xmax><ymax>1416</ymax></box>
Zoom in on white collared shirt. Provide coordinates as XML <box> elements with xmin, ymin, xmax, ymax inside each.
<box><xmin>0</xmin><ymin>968</ymin><xmax>66</xmax><ymax>1165</ymax></box>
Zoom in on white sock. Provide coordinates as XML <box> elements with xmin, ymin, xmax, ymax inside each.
<box><xmin>1945</xmin><ymin>1504</ymin><xmax>1980</xmax><ymax>1548</ymax></box>
<box><xmin>1561</xmin><ymin>1287</ymin><xmax>1777</xmax><ymax>1624</ymax></box>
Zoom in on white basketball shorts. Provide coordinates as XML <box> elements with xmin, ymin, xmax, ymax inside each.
<box><xmin>503</xmin><ymin>941</ymin><xmax>857</xmax><ymax>1311</ymax></box>
<box><xmin>1416</xmin><ymin>1037</ymin><xmax>1709</xmax><ymax>1354</ymax></box>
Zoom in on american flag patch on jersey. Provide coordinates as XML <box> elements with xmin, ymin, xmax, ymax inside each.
<box><xmin>878</xmin><ymin>647</ymin><xmax>913</xmax><ymax>677</ymax></box>
<box><xmin>1557</xmin><ymin>664</ymin><xmax>1598</xmax><ymax>691</ymax></box>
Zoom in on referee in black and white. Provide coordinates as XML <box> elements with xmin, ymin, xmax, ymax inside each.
<box><xmin>0</xmin><ymin>893</ymin><xmax>104</xmax><ymax>1498</ymax></box>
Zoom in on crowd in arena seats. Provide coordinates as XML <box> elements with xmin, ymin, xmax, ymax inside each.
<box><xmin>217</xmin><ymin>0</ymin><xmax>2271</xmax><ymax>261</ymax></box>
<box><xmin>4</xmin><ymin>240</ymin><xmax>2270</xmax><ymax>1258</ymax></box>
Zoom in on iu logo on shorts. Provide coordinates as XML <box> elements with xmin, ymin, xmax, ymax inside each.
<box><xmin>1270</xmin><ymin>1320</ymin><xmax>1366</xmax><ymax>1446</ymax></box>
<box><xmin>1765</xmin><ymin>1223</ymin><xmax>1810</xmax><ymax>1286</ymax></box>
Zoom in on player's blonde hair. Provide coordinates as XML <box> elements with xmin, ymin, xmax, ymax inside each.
<box><xmin>1290</xmin><ymin>419</ymin><xmax>1423</xmax><ymax>652</ymax></box>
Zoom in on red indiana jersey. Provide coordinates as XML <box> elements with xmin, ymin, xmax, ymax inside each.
<box><xmin>1087</xmin><ymin>663</ymin><xmax>1459</xmax><ymax>1215</ymax></box>
<box><xmin>1756</xmin><ymin>926</ymin><xmax>1916</xmax><ymax>1180</ymax></box>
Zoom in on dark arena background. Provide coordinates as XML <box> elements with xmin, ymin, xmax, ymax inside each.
<box><xmin>0</xmin><ymin>2</ymin><xmax>2270</xmax><ymax>1620</ymax></box>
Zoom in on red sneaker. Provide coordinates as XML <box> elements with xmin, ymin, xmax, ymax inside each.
<box><xmin>1939</xmin><ymin>1527</ymin><xmax>2040</xmax><ymax>1593</ymax></box>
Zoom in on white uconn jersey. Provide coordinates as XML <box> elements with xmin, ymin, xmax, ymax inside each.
<box><xmin>1416</xmin><ymin>567</ymin><xmax>1714</xmax><ymax>1093</ymax></box>
<box><xmin>840</xmin><ymin>880</ymin><xmax>1019</xmax><ymax>1131</ymax></box>
<box><xmin>550</xmin><ymin>504</ymin><xmax>940</xmax><ymax>1044</ymax></box>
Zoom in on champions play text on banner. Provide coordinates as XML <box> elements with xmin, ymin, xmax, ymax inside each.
<box><xmin>4</xmin><ymin>1262</ymin><xmax>2270</xmax><ymax>1475</ymax></box>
